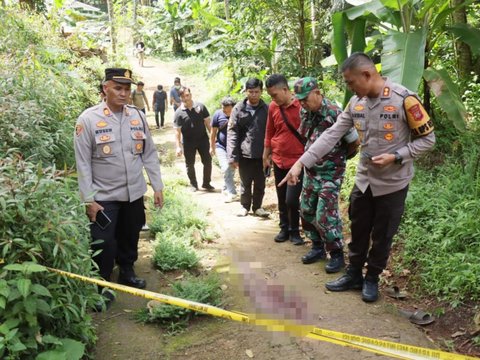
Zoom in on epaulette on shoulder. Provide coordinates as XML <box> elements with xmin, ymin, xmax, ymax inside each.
<box><xmin>392</xmin><ymin>85</ymin><xmax>412</xmax><ymax>99</ymax></box>
<box><xmin>81</xmin><ymin>102</ymin><xmax>102</xmax><ymax>117</ymax></box>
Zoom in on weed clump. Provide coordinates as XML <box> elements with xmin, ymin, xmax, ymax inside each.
<box><xmin>152</xmin><ymin>232</ymin><xmax>199</xmax><ymax>271</ymax></box>
<box><xmin>137</xmin><ymin>273</ymin><xmax>223</xmax><ymax>333</ymax></box>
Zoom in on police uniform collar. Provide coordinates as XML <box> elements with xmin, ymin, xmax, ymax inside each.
<box><xmin>380</xmin><ymin>77</ymin><xmax>392</xmax><ymax>99</ymax></box>
<box><xmin>103</xmin><ymin>104</ymin><xmax>131</xmax><ymax>117</ymax></box>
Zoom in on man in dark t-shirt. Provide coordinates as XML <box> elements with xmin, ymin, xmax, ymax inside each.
<box><xmin>152</xmin><ymin>85</ymin><xmax>168</xmax><ymax>129</ymax></box>
<box><xmin>174</xmin><ymin>87</ymin><xmax>213</xmax><ymax>191</ymax></box>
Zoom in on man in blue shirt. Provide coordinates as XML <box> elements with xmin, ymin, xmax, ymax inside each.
<box><xmin>170</xmin><ymin>77</ymin><xmax>182</xmax><ymax>111</ymax></box>
<box><xmin>210</xmin><ymin>97</ymin><xmax>238</xmax><ymax>202</ymax></box>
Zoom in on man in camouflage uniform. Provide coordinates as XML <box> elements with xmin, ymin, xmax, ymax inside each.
<box><xmin>282</xmin><ymin>53</ymin><xmax>435</xmax><ymax>302</ymax></box>
<box><xmin>294</xmin><ymin>77</ymin><xmax>359</xmax><ymax>273</ymax></box>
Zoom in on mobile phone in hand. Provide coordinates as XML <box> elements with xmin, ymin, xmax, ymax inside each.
<box><xmin>264</xmin><ymin>166</ymin><xmax>271</xmax><ymax>177</ymax></box>
<box><xmin>362</xmin><ymin>152</ymin><xmax>373</xmax><ymax>160</ymax></box>
<box><xmin>95</xmin><ymin>210</ymin><xmax>112</xmax><ymax>230</ymax></box>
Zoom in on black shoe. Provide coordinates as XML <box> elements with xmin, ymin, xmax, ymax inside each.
<box><xmin>325</xmin><ymin>271</ymin><xmax>363</xmax><ymax>292</ymax></box>
<box><xmin>301</xmin><ymin>248</ymin><xmax>326</xmax><ymax>264</ymax></box>
<box><xmin>290</xmin><ymin>230</ymin><xmax>304</xmax><ymax>245</ymax></box>
<box><xmin>93</xmin><ymin>290</ymin><xmax>115</xmax><ymax>312</ymax></box>
<box><xmin>362</xmin><ymin>276</ymin><xmax>379</xmax><ymax>302</ymax></box>
<box><xmin>325</xmin><ymin>251</ymin><xmax>345</xmax><ymax>273</ymax></box>
<box><xmin>202</xmin><ymin>184</ymin><xmax>215</xmax><ymax>191</ymax></box>
<box><xmin>274</xmin><ymin>228</ymin><xmax>289</xmax><ymax>243</ymax></box>
<box><xmin>118</xmin><ymin>272</ymin><xmax>146</xmax><ymax>289</ymax></box>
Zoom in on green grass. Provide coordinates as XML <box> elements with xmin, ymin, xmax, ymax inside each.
<box><xmin>149</xmin><ymin>177</ymin><xmax>208</xmax><ymax>235</ymax></box>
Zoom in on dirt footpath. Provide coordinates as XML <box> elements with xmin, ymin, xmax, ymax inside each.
<box><xmin>92</xmin><ymin>56</ymin><xmax>437</xmax><ymax>360</ymax></box>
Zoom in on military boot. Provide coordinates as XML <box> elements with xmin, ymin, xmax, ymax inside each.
<box><xmin>325</xmin><ymin>250</ymin><xmax>345</xmax><ymax>273</ymax></box>
<box><xmin>289</xmin><ymin>229</ymin><xmax>304</xmax><ymax>245</ymax></box>
<box><xmin>274</xmin><ymin>228</ymin><xmax>289</xmax><ymax>243</ymax></box>
<box><xmin>325</xmin><ymin>266</ymin><xmax>363</xmax><ymax>291</ymax></box>
<box><xmin>362</xmin><ymin>274</ymin><xmax>379</xmax><ymax>302</ymax></box>
<box><xmin>301</xmin><ymin>242</ymin><xmax>326</xmax><ymax>264</ymax></box>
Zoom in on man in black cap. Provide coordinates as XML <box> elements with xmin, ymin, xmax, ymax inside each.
<box><xmin>74</xmin><ymin>68</ymin><xmax>164</xmax><ymax>309</ymax></box>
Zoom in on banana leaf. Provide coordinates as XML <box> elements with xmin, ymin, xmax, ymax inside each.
<box><xmin>423</xmin><ymin>68</ymin><xmax>467</xmax><ymax>132</ymax></box>
<box><xmin>448</xmin><ymin>23</ymin><xmax>480</xmax><ymax>56</ymax></box>
<box><xmin>382</xmin><ymin>28</ymin><xmax>427</xmax><ymax>92</ymax></box>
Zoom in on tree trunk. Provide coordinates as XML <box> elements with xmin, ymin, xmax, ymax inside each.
<box><xmin>172</xmin><ymin>32</ymin><xmax>184</xmax><ymax>55</ymax></box>
<box><xmin>297</xmin><ymin>0</ymin><xmax>307</xmax><ymax>73</ymax></box>
<box><xmin>423</xmin><ymin>41</ymin><xmax>431</xmax><ymax>115</ymax></box>
<box><xmin>106</xmin><ymin>0</ymin><xmax>117</xmax><ymax>55</ymax></box>
<box><xmin>451</xmin><ymin>0</ymin><xmax>472</xmax><ymax>85</ymax></box>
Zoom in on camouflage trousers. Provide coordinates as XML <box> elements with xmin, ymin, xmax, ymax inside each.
<box><xmin>300</xmin><ymin>170</ymin><xmax>344</xmax><ymax>252</ymax></box>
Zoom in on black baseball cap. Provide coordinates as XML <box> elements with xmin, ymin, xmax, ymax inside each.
<box><xmin>104</xmin><ymin>68</ymin><xmax>136</xmax><ymax>84</ymax></box>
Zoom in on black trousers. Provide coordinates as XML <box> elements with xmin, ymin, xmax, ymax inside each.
<box><xmin>273</xmin><ymin>163</ymin><xmax>302</xmax><ymax>231</ymax></box>
<box><xmin>90</xmin><ymin>197</ymin><xmax>145</xmax><ymax>281</ymax></box>
<box><xmin>155</xmin><ymin>107</ymin><xmax>165</xmax><ymax>127</ymax></box>
<box><xmin>239</xmin><ymin>157</ymin><xmax>265</xmax><ymax>212</ymax></box>
<box><xmin>183</xmin><ymin>137</ymin><xmax>212</xmax><ymax>188</ymax></box>
<box><xmin>348</xmin><ymin>185</ymin><xmax>408</xmax><ymax>276</ymax></box>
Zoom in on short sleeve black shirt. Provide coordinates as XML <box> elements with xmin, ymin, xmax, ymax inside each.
<box><xmin>174</xmin><ymin>102</ymin><xmax>210</xmax><ymax>141</ymax></box>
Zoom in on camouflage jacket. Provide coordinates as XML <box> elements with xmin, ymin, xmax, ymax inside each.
<box><xmin>298</xmin><ymin>98</ymin><xmax>347</xmax><ymax>179</ymax></box>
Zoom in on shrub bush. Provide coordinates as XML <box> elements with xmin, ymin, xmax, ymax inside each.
<box><xmin>152</xmin><ymin>232</ymin><xmax>199</xmax><ymax>271</ymax></box>
<box><xmin>0</xmin><ymin>154</ymin><xmax>99</xmax><ymax>359</ymax></box>
<box><xmin>0</xmin><ymin>7</ymin><xmax>109</xmax><ymax>359</ymax></box>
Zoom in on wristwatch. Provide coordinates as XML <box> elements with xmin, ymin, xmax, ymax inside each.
<box><xmin>394</xmin><ymin>151</ymin><xmax>403</xmax><ymax>165</ymax></box>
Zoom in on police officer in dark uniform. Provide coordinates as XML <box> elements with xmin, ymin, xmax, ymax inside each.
<box><xmin>74</xmin><ymin>68</ymin><xmax>164</xmax><ymax>308</ymax></box>
<box><xmin>281</xmin><ymin>53</ymin><xmax>435</xmax><ymax>302</ymax></box>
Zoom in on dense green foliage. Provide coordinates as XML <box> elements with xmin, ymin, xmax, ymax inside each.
<box><xmin>398</xmin><ymin>134</ymin><xmax>480</xmax><ymax>304</ymax></box>
<box><xmin>0</xmin><ymin>7</ymin><xmax>105</xmax><ymax>359</ymax></box>
<box><xmin>0</xmin><ymin>9</ymin><xmax>101</xmax><ymax>167</ymax></box>
<box><xmin>0</xmin><ymin>155</ymin><xmax>99</xmax><ymax>359</ymax></box>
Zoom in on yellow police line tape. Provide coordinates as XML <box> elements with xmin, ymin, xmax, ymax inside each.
<box><xmin>45</xmin><ymin>267</ymin><xmax>479</xmax><ymax>360</ymax></box>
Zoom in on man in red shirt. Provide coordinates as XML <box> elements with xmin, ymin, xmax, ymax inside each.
<box><xmin>263</xmin><ymin>74</ymin><xmax>305</xmax><ymax>245</ymax></box>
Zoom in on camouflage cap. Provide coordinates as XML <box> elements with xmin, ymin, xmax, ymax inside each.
<box><xmin>294</xmin><ymin>77</ymin><xmax>318</xmax><ymax>100</ymax></box>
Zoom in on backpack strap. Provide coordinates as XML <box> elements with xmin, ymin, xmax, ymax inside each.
<box><xmin>279</xmin><ymin>107</ymin><xmax>306</xmax><ymax>146</ymax></box>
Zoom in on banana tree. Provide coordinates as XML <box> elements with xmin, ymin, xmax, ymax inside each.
<box><xmin>331</xmin><ymin>0</ymin><xmax>480</xmax><ymax>131</ymax></box>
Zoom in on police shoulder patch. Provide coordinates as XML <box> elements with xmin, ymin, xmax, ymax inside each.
<box><xmin>75</xmin><ymin>124</ymin><xmax>83</xmax><ymax>137</ymax></box>
<box><xmin>404</xmin><ymin>96</ymin><xmax>434</xmax><ymax>136</ymax></box>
